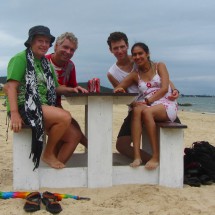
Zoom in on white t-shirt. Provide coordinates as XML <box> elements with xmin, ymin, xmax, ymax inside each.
<box><xmin>108</xmin><ymin>63</ymin><xmax>139</xmax><ymax>93</ymax></box>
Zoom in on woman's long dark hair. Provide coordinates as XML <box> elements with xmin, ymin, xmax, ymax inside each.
<box><xmin>131</xmin><ymin>42</ymin><xmax>151</xmax><ymax>61</ymax></box>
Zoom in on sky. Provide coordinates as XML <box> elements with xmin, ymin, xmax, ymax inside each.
<box><xmin>0</xmin><ymin>0</ymin><xmax>215</xmax><ymax>95</ymax></box>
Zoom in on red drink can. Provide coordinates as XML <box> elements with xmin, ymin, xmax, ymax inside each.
<box><xmin>88</xmin><ymin>79</ymin><xmax>94</xmax><ymax>92</ymax></box>
<box><xmin>88</xmin><ymin>78</ymin><xmax>100</xmax><ymax>92</ymax></box>
<box><xmin>93</xmin><ymin>78</ymin><xmax>100</xmax><ymax>93</ymax></box>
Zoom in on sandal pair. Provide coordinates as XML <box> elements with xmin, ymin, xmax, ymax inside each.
<box><xmin>42</xmin><ymin>191</ymin><xmax>62</xmax><ymax>214</ymax></box>
<box><xmin>23</xmin><ymin>192</ymin><xmax>41</xmax><ymax>212</ymax></box>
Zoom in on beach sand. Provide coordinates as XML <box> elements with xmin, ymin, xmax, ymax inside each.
<box><xmin>0</xmin><ymin>99</ymin><xmax>215</xmax><ymax>215</ymax></box>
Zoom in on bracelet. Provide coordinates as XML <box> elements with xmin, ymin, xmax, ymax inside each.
<box><xmin>173</xmin><ymin>89</ymin><xmax>180</xmax><ymax>94</ymax></box>
<box><xmin>145</xmin><ymin>98</ymin><xmax>151</xmax><ymax>106</ymax></box>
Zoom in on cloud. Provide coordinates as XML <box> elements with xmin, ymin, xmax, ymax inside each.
<box><xmin>158</xmin><ymin>45</ymin><xmax>215</xmax><ymax>62</ymax></box>
<box><xmin>0</xmin><ymin>31</ymin><xmax>23</xmax><ymax>75</ymax></box>
<box><xmin>0</xmin><ymin>31</ymin><xmax>23</xmax><ymax>47</ymax></box>
<box><xmin>0</xmin><ymin>0</ymin><xmax>214</xmax><ymax>95</ymax></box>
<box><xmin>0</xmin><ymin>56</ymin><xmax>10</xmax><ymax>70</ymax></box>
<box><xmin>175</xmin><ymin>75</ymin><xmax>215</xmax><ymax>82</ymax></box>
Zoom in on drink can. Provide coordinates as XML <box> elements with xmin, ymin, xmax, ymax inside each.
<box><xmin>88</xmin><ymin>78</ymin><xmax>100</xmax><ymax>92</ymax></box>
<box><xmin>93</xmin><ymin>78</ymin><xmax>100</xmax><ymax>93</ymax></box>
<box><xmin>88</xmin><ymin>79</ymin><xmax>94</xmax><ymax>92</ymax></box>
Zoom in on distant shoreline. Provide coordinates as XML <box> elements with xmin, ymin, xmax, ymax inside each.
<box><xmin>180</xmin><ymin>95</ymin><xmax>215</xmax><ymax>97</ymax></box>
<box><xmin>0</xmin><ymin>76</ymin><xmax>215</xmax><ymax>97</ymax></box>
<box><xmin>178</xmin><ymin>109</ymin><xmax>215</xmax><ymax>115</ymax></box>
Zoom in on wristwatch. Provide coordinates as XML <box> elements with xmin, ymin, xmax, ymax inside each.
<box><xmin>145</xmin><ymin>98</ymin><xmax>152</xmax><ymax>106</ymax></box>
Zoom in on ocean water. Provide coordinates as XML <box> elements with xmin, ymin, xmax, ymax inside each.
<box><xmin>177</xmin><ymin>96</ymin><xmax>215</xmax><ymax>114</ymax></box>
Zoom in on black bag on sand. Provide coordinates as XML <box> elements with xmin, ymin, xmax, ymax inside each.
<box><xmin>184</xmin><ymin>141</ymin><xmax>215</xmax><ymax>186</ymax></box>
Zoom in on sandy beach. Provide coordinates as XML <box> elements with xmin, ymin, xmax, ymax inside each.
<box><xmin>0</xmin><ymin>99</ymin><xmax>215</xmax><ymax>215</ymax></box>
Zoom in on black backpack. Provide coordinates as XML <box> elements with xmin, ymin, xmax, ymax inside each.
<box><xmin>184</xmin><ymin>141</ymin><xmax>215</xmax><ymax>181</ymax></box>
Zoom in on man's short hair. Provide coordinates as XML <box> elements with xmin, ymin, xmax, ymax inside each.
<box><xmin>55</xmin><ymin>32</ymin><xmax>78</xmax><ymax>49</ymax></box>
<box><xmin>107</xmin><ymin>32</ymin><xmax>128</xmax><ymax>49</ymax></box>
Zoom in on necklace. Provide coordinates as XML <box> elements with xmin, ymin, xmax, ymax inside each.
<box><xmin>140</xmin><ymin>61</ymin><xmax>152</xmax><ymax>73</ymax></box>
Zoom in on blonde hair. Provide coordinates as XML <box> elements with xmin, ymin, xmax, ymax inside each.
<box><xmin>55</xmin><ymin>32</ymin><xmax>78</xmax><ymax>48</ymax></box>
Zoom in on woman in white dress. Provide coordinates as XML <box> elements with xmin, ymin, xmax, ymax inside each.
<box><xmin>114</xmin><ymin>42</ymin><xmax>178</xmax><ymax>170</ymax></box>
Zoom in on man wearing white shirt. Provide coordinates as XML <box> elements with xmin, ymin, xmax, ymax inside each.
<box><xmin>107</xmin><ymin>32</ymin><xmax>180</xmax><ymax>163</ymax></box>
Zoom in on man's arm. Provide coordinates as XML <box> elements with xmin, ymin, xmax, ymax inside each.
<box><xmin>114</xmin><ymin>72</ymin><xmax>137</xmax><ymax>93</ymax></box>
<box><xmin>107</xmin><ymin>72</ymin><xmax>120</xmax><ymax>88</ymax></box>
<box><xmin>169</xmin><ymin>80</ymin><xmax>179</xmax><ymax>100</ymax></box>
<box><xmin>55</xmin><ymin>85</ymin><xmax>79</xmax><ymax>95</ymax></box>
<box><xmin>74</xmin><ymin>85</ymin><xmax>88</xmax><ymax>93</ymax></box>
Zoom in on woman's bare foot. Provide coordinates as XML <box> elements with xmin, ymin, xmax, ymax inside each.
<box><xmin>42</xmin><ymin>154</ymin><xmax>65</xmax><ymax>169</ymax></box>
<box><xmin>130</xmin><ymin>159</ymin><xmax>142</xmax><ymax>168</ymax></box>
<box><xmin>145</xmin><ymin>158</ymin><xmax>159</xmax><ymax>170</ymax></box>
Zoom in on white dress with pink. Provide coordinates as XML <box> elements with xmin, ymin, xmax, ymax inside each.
<box><xmin>137</xmin><ymin>68</ymin><xmax>178</xmax><ymax>122</ymax></box>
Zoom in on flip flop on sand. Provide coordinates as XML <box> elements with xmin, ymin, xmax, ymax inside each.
<box><xmin>42</xmin><ymin>191</ymin><xmax>62</xmax><ymax>214</ymax></box>
<box><xmin>23</xmin><ymin>192</ymin><xmax>41</xmax><ymax>212</ymax></box>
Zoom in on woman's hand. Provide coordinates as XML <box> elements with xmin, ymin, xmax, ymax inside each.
<box><xmin>114</xmin><ymin>87</ymin><xmax>126</xmax><ymax>93</ymax></box>
<box><xmin>168</xmin><ymin>89</ymin><xmax>179</xmax><ymax>101</ymax></box>
<box><xmin>10</xmin><ymin>111</ymin><xmax>23</xmax><ymax>132</ymax></box>
<box><xmin>131</xmin><ymin>101</ymin><xmax>147</xmax><ymax>107</ymax></box>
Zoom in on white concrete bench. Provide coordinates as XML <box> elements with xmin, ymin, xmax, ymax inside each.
<box><xmin>142</xmin><ymin>122</ymin><xmax>187</xmax><ymax>188</ymax></box>
<box><xmin>13</xmin><ymin>125</ymin><xmax>87</xmax><ymax>190</ymax></box>
<box><xmin>111</xmin><ymin>122</ymin><xmax>187</xmax><ymax>188</ymax></box>
<box><xmin>13</xmin><ymin>122</ymin><xmax>187</xmax><ymax>190</ymax></box>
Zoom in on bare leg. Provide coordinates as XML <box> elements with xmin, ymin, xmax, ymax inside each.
<box><xmin>72</xmin><ymin>118</ymin><xmax>88</xmax><ymax>148</ymax></box>
<box><xmin>57</xmin><ymin>123</ymin><xmax>82</xmax><ymax>164</ymax></box>
<box><xmin>42</xmin><ymin>106</ymin><xmax>71</xmax><ymax>169</ymax></box>
<box><xmin>116</xmin><ymin>136</ymin><xmax>151</xmax><ymax>164</ymax></box>
<box><xmin>142</xmin><ymin>104</ymin><xmax>169</xmax><ymax>170</ymax></box>
<box><xmin>130</xmin><ymin>106</ymin><xmax>146</xmax><ymax>167</ymax></box>
<box><xmin>58</xmin><ymin>104</ymin><xmax>88</xmax><ymax>148</ymax></box>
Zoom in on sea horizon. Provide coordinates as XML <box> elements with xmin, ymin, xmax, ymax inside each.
<box><xmin>177</xmin><ymin>96</ymin><xmax>215</xmax><ymax>114</ymax></box>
